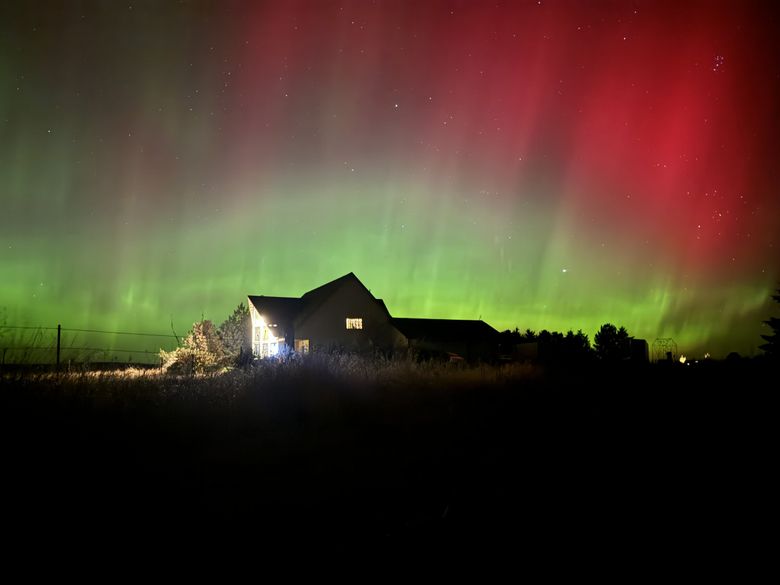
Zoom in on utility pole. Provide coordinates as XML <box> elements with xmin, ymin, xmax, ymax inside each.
<box><xmin>56</xmin><ymin>324</ymin><xmax>61</xmax><ymax>371</ymax></box>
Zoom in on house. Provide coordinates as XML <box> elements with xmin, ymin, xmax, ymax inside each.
<box><xmin>392</xmin><ymin>318</ymin><xmax>501</xmax><ymax>362</ymax></box>
<box><xmin>247</xmin><ymin>272</ymin><xmax>500</xmax><ymax>361</ymax></box>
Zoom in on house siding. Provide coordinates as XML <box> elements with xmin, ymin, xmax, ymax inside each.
<box><xmin>295</xmin><ymin>278</ymin><xmax>406</xmax><ymax>352</ymax></box>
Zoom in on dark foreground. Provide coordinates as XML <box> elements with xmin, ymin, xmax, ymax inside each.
<box><xmin>0</xmin><ymin>357</ymin><xmax>771</xmax><ymax>562</ymax></box>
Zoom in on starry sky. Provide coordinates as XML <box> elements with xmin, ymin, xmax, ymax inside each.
<box><xmin>1</xmin><ymin>0</ymin><xmax>779</xmax><ymax>359</ymax></box>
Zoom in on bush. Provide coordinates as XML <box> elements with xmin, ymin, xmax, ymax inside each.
<box><xmin>160</xmin><ymin>320</ymin><xmax>227</xmax><ymax>374</ymax></box>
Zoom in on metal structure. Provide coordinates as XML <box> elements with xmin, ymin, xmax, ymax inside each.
<box><xmin>652</xmin><ymin>338</ymin><xmax>678</xmax><ymax>362</ymax></box>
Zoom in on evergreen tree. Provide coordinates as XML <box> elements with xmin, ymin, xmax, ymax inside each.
<box><xmin>522</xmin><ymin>329</ymin><xmax>537</xmax><ymax>342</ymax></box>
<box><xmin>594</xmin><ymin>323</ymin><xmax>630</xmax><ymax>362</ymax></box>
<box><xmin>563</xmin><ymin>329</ymin><xmax>593</xmax><ymax>362</ymax></box>
<box><xmin>218</xmin><ymin>302</ymin><xmax>252</xmax><ymax>362</ymax></box>
<box><xmin>759</xmin><ymin>288</ymin><xmax>780</xmax><ymax>360</ymax></box>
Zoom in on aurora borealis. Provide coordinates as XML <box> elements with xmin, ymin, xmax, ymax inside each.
<box><xmin>1</xmin><ymin>0</ymin><xmax>779</xmax><ymax>359</ymax></box>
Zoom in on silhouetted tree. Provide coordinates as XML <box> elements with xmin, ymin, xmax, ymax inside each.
<box><xmin>594</xmin><ymin>323</ymin><xmax>631</xmax><ymax>362</ymax></box>
<box><xmin>759</xmin><ymin>288</ymin><xmax>780</xmax><ymax>361</ymax></box>
<box><xmin>500</xmin><ymin>327</ymin><xmax>521</xmax><ymax>342</ymax></box>
<box><xmin>562</xmin><ymin>329</ymin><xmax>593</xmax><ymax>363</ymax></box>
<box><xmin>500</xmin><ymin>326</ymin><xmax>593</xmax><ymax>365</ymax></box>
<box><xmin>521</xmin><ymin>329</ymin><xmax>537</xmax><ymax>342</ymax></box>
<box><xmin>218</xmin><ymin>302</ymin><xmax>252</xmax><ymax>364</ymax></box>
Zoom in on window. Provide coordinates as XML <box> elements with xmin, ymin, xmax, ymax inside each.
<box><xmin>253</xmin><ymin>319</ymin><xmax>283</xmax><ymax>357</ymax></box>
<box><xmin>294</xmin><ymin>339</ymin><xmax>310</xmax><ymax>354</ymax></box>
<box><xmin>346</xmin><ymin>318</ymin><xmax>363</xmax><ymax>330</ymax></box>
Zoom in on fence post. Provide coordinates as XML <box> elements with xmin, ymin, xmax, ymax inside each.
<box><xmin>56</xmin><ymin>324</ymin><xmax>61</xmax><ymax>370</ymax></box>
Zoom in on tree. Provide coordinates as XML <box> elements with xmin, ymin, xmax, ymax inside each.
<box><xmin>521</xmin><ymin>329</ymin><xmax>537</xmax><ymax>342</ymax></box>
<box><xmin>160</xmin><ymin>319</ymin><xmax>226</xmax><ymax>374</ymax></box>
<box><xmin>759</xmin><ymin>288</ymin><xmax>780</xmax><ymax>361</ymax></box>
<box><xmin>218</xmin><ymin>302</ymin><xmax>252</xmax><ymax>364</ymax></box>
<box><xmin>563</xmin><ymin>329</ymin><xmax>593</xmax><ymax>363</ymax></box>
<box><xmin>594</xmin><ymin>323</ymin><xmax>630</xmax><ymax>362</ymax></box>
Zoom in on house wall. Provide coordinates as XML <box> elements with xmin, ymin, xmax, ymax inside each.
<box><xmin>249</xmin><ymin>303</ymin><xmax>262</xmax><ymax>355</ymax></box>
<box><xmin>295</xmin><ymin>280</ymin><xmax>406</xmax><ymax>352</ymax></box>
<box><xmin>249</xmin><ymin>302</ymin><xmax>291</xmax><ymax>356</ymax></box>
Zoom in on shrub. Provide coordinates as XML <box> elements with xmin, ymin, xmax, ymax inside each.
<box><xmin>160</xmin><ymin>320</ymin><xmax>227</xmax><ymax>374</ymax></box>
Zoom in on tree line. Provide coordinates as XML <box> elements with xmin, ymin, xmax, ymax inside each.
<box><xmin>499</xmin><ymin>323</ymin><xmax>638</xmax><ymax>364</ymax></box>
<box><xmin>760</xmin><ymin>287</ymin><xmax>779</xmax><ymax>361</ymax></box>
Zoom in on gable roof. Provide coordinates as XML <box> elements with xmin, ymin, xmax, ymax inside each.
<box><xmin>248</xmin><ymin>273</ymin><xmax>390</xmax><ymax>327</ymax></box>
<box><xmin>296</xmin><ymin>272</ymin><xmax>357</xmax><ymax>324</ymax></box>
<box><xmin>392</xmin><ymin>318</ymin><xmax>499</xmax><ymax>341</ymax></box>
<box><xmin>301</xmin><ymin>272</ymin><xmax>358</xmax><ymax>302</ymax></box>
<box><xmin>246</xmin><ymin>296</ymin><xmax>302</xmax><ymax>326</ymax></box>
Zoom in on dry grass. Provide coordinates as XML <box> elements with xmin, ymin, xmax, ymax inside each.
<box><xmin>0</xmin><ymin>349</ymin><xmax>766</xmax><ymax>553</ymax></box>
<box><xmin>2</xmin><ymin>353</ymin><xmax>542</xmax><ymax>408</ymax></box>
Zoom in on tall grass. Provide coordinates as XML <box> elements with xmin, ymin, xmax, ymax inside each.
<box><xmin>1</xmin><ymin>352</ymin><xmax>542</xmax><ymax>407</ymax></box>
<box><xmin>0</xmin><ymin>346</ymin><xmax>766</xmax><ymax>552</ymax></box>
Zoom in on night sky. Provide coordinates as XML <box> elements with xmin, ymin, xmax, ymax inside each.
<box><xmin>1</xmin><ymin>0</ymin><xmax>779</xmax><ymax>358</ymax></box>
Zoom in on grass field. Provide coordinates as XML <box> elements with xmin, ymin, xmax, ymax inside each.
<box><xmin>0</xmin><ymin>354</ymin><xmax>770</xmax><ymax>559</ymax></box>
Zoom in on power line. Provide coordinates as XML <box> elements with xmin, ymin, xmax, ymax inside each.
<box><xmin>1</xmin><ymin>325</ymin><xmax>178</xmax><ymax>338</ymax></box>
<box><xmin>62</xmin><ymin>327</ymin><xmax>178</xmax><ymax>338</ymax></box>
<box><xmin>1</xmin><ymin>326</ymin><xmax>58</xmax><ymax>331</ymax></box>
<box><xmin>1</xmin><ymin>346</ymin><xmax>164</xmax><ymax>354</ymax></box>
<box><xmin>0</xmin><ymin>323</ymin><xmax>178</xmax><ymax>364</ymax></box>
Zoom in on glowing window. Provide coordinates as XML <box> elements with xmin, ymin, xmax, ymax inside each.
<box><xmin>253</xmin><ymin>317</ymin><xmax>283</xmax><ymax>358</ymax></box>
<box><xmin>294</xmin><ymin>339</ymin><xmax>310</xmax><ymax>354</ymax></box>
<box><xmin>346</xmin><ymin>318</ymin><xmax>363</xmax><ymax>330</ymax></box>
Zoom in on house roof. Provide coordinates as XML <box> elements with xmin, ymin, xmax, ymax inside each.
<box><xmin>248</xmin><ymin>275</ymin><xmax>499</xmax><ymax>342</ymax></box>
<box><xmin>301</xmin><ymin>272</ymin><xmax>358</xmax><ymax>302</ymax></box>
<box><xmin>248</xmin><ymin>273</ymin><xmax>389</xmax><ymax>326</ymax></box>
<box><xmin>295</xmin><ymin>272</ymin><xmax>357</xmax><ymax>324</ymax></box>
<box><xmin>300</xmin><ymin>272</ymin><xmax>392</xmax><ymax>325</ymax></box>
<box><xmin>247</xmin><ymin>295</ymin><xmax>302</xmax><ymax>326</ymax></box>
<box><xmin>374</xmin><ymin>298</ymin><xmax>391</xmax><ymax>317</ymax></box>
<box><xmin>392</xmin><ymin>318</ymin><xmax>499</xmax><ymax>341</ymax></box>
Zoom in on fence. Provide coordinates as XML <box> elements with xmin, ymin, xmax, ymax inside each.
<box><xmin>0</xmin><ymin>324</ymin><xmax>180</xmax><ymax>368</ymax></box>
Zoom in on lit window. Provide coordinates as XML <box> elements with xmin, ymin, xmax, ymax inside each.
<box><xmin>294</xmin><ymin>339</ymin><xmax>310</xmax><ymax>354</ymax></box>
<box><xmin>346</xmin><ymin>318</ymin><xmax>363</xmax><ymax>330</ymax></box>
<box><xmin>252</xmin><ymin>317</ymin><xmax>284</xmax><ymax>357</ymax></box>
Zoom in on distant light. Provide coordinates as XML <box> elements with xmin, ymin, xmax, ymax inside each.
<box><xmin>561</xmin><ymin>268</ymin><xmax>568</xmax><ymax>273</ymax></box>
<box><xmin>704</xmin><ymin>352</ymin><xmax>711</xmax><ymax>359</ymax></box>
<box><xmin>679</xmin><ymin>354</ymin><xmax>687</xmax><ymax>364</ymax></box>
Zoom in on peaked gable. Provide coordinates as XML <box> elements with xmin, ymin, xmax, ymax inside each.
<box><xmin>296</xmin><ymin>272</ymin><xmax>389</xmax><ymax>326</ymax></box>
<box><xmin>247</xmin><ymin>273</ymin><xmax>392</xmax><ymax>335</ymax></box>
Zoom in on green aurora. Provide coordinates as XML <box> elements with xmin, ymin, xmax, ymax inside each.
<box><xmin>1</xmin><ymin>1</ymin><xmax>778</xmax><ymax>360</ymax></box>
